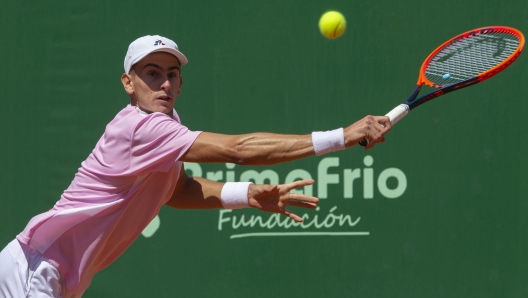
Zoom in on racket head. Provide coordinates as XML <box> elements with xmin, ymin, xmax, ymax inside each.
<box><xmin>417</xmin><ymin>26</ymin><xmax>525</xmax><ymax>89</ymax></box>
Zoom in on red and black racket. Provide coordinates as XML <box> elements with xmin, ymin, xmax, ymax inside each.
<box><xmin>360</xmin><ymin>26</ymin><xmax>524</xmax><ymax>146</ymax></box>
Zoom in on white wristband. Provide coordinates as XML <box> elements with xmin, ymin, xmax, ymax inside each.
<box><xmin>220</xmin><ymin>182</ymin><xmax>253</xmax><ymax>209</ymax></box>
<box><xmin>312</xmin><ymin>128</ymin><xmax>346</xmax><ymax>156</ymax></box>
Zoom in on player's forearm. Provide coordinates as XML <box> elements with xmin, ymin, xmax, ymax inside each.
<box><xmin>227</xmin><ymin>133</ymin><xmax>315</xmax><ymax>165</ymax></box>
<box><xmin>167</xmin><ymin>176</ymin><xmax>224</xmax><ymax>209</ymax></box>
<box><xmin>224</xmin><ymin>130</ymin><xmax>354</xmax><ymax>165</ymax></box>
<box><xmin>182</xmin><ymin>132</ymin><xmax>315</xmax><ymax>166</ymax></box>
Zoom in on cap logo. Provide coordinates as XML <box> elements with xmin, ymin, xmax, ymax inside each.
<box><xmin>154</xmin><ymin>40</ymin><xmax>165</xmax><ymax>46</ymax></box>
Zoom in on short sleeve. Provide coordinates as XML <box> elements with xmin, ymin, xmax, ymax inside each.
<box><xmin>129</xmin><ymin>113</ymin><xmax>201</xmax><ymax>174</ymax></box>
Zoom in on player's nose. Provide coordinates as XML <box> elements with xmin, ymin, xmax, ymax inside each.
<box><xmin>160</xmin><ymin>76</ymin><xmax>171</xmax><ymax>91</ymax></box>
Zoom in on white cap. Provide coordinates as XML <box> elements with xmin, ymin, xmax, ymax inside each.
<box><xmin>124</xmin><ymin>35</ymin><xmax>188</xmax><ymax>74</ymax></box>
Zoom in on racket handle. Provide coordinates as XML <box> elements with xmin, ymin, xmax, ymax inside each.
<box><xmin>359</xmin><ymin>104</ymin><xmax>409</xmax><ymax>147</ymax></box>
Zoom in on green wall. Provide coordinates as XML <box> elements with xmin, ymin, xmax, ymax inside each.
<box><xmin>1</xmin><ymin>1</ymin><xmax>527</xmax><ymax>297</ymax></box>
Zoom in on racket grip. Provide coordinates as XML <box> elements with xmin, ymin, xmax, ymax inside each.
<box><xmin>359</xmin><ymin>104</ymin><xmax>409</xmax><ymax>147</ymax></box>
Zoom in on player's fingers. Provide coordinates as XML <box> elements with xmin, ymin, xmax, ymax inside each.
<box><xmin>287</xmin><ymin>193</ymin><xmax>319</xmax><ymax>204</ymax></box>
<box><xmin>284</xmin><ymin>210</ymin><xmax>303</xmax><ymax>223</ymax></box>
<box><xmin>375</xmin><ymin>121</ymin><xmax>387</xmax><ymax>134</ymax></box>
<box><xmin>368</xmin><ymin>127</ymin><xmax>383</xmax><ymax>143</ymax></box>
<box><xmin>365</xmin><ymin>116</ymin><xmax>384</xmax><ymax>137</ymax></box>
<box><xmin>372</xmin><ymin>116</ymin><xmax>391</xmax><ymax>134</ymax></box>
<box><xmin>287</xmin><ymin>200</ymin><xmax>318</xmax><ymax>209</ymax></box>
<box><xmin>376</xmin><ymin>116</ymin><xmax>392</xmax><ymax>130</ymax></box>
<box><xmin>365</xmin><ymin>136</ymin><xmax>387</xmax><ymax>149</ymax></box>
<box><xmin>383</xmin><ymin>116</ymin><xmax>392</xmax><ymax>130</ymax></box>
<box><xmin>364</xmin><ymin>136</ymin><xmax>380</xmax><ymax>150</ymax></box>
<box><xmin>359</xmin><ymin>116</ymin><xmax>390</xmax><ymax>148</ymax></box>
<box><xmin>282</xmin><ymin>179</ymin><xmax>315</xmax><ymax>192</ymax></box>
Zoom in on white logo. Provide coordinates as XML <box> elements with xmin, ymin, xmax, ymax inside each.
<box><xmin>142</xmin><ymin>155</ymin><xmax>407</xmax><ymax>238</ymax></box>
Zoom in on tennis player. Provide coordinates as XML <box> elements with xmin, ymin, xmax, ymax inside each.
<box><xmin>0</xmin><ymin>35</ymin><xmax>391</xmax><ymax>297</ymax></box>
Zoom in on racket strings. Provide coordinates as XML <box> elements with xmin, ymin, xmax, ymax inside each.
<box><xmin>425</xmin><ymin>31</ymin><xmax>520</xmax><ymax>86</ymax></box>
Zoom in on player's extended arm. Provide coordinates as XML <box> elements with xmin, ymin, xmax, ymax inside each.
<box><xmin>167</xmin><ymin>167</ymin><xmax>319</xmax><ymax>222</ymax></box>
<box><xmin>180</xmin><ymin>115</ymin><xmax>391</xmax><ymax>165</ymax></box>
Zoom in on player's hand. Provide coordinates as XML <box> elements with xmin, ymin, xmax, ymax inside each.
<box><xmin>344</xmin><ymin>115</ymin><xmax>391</xmax><ymax>149</ymax></box>
<box><xmin>247</xmin><ymin>179</ymin><xmax>319</xmax><ymax>222</ymax></box>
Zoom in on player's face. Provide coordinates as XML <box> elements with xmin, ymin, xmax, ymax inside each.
<box><xmin>127</xmin><ymin>52</ymin><xmax>182</xmax><ymax>115</ymax></box>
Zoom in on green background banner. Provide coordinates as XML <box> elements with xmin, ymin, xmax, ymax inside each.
<box><xmin>1</xmin><ymin>1</ymin><xmax>526</xmax><ymax>297</ymax></box>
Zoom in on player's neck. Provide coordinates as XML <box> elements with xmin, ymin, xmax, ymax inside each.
<box><xmin>135</xmin><ymin>102</ymin><xmax>173</xmax><ymax>118</ymax></box>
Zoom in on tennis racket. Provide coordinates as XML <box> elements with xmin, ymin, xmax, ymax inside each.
<box><xmin>359</xmin><ymin>26</ymin><xmax>525</xmax><ymax>146</ymax></box>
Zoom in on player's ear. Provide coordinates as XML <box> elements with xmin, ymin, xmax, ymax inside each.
<box><xmin>121</xmin><ymin>73</ymin><xmax>134</xmax><ymax>95</ymax></box>
<box><xmin>177</xmin><ymin>75</ymin><xmax>183</xmax><ymax>95</ymax></box>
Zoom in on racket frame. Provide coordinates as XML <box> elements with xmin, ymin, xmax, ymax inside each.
<box><xmin>359</xmin><ymin>26</ymin><xmax>525</xmax><ymax>146</ymax></box>
<box><xmin>408</xmin><ymin>26</ymin><xmax>525</xmax><ymax>110</ymax></box>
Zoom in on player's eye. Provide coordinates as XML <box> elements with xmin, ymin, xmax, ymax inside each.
<box><xmin>147</xmin><ymin>70</ymin><xmax>159</xmax><ymax>77</ymax></box>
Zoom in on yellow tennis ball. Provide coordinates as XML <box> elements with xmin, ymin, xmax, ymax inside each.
<box><xmin>319</xmin><ymin>11</ymin><xmax>346</xmax><ymax>39</ymax></box>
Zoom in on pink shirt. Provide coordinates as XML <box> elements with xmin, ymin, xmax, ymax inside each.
<box><xmin>17</xmin><ymin>105</ymin><xmax>201</xmax><ymax>294</ymax></box>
